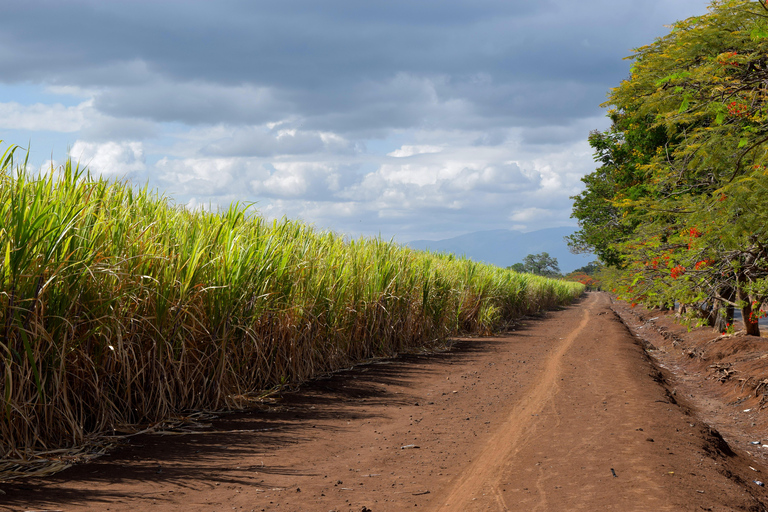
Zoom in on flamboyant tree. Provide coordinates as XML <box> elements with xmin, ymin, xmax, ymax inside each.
<box><xmin>570</xmin><ymin>0</ymin><xmax>768</xmax><ymax>334</ymax></box>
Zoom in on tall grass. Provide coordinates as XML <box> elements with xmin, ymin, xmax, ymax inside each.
<box><xmin>0</xmin><ymin>144</ymin><xmax>583</xmax><ymax>462</ymax></box>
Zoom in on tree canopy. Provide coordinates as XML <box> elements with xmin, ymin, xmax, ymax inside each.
<box><xmin>508</xmin><ymin>252</ymin><xmax>561</xmax><ymax>277</ymax></box>
<box><xmin>569</xmin><ymin>0</ymin><xmax>768</xmax><ymax>334</ymax></box>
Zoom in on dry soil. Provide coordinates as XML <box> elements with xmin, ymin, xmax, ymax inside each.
<box><xmin>2</xmin><ymin>292</ymin><xmax>767</xmax><ymax>511</ymax></box>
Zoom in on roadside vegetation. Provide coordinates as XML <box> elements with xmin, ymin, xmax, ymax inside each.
<box><xmin>0</xmin><ymin>143</ymin><xmax>583</xmax><ymax>465</ymax></box>
<box><xmin>508</xmin><ymin>253</ymin><xmax>602</xmax><ymax>290</ymax></box>
<box><xmin>570</xmin><ymin>0</ymin><xmax>768</xmax><ymax>334</ymax></box>
<box><xmin>564</xmin><ymin>262</ymin><xmax>603</xmax><ymax>291</ymax></box>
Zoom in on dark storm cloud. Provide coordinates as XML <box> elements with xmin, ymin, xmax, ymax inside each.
<box><xmin>0</xmin><ymin>0</ymin><xmax>711</xmax><ymax>133</ymax></box>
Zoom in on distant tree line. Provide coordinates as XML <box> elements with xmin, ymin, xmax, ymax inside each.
<box><xmin>508</xmin><ymin>252</ymin><xmax>602</xmax><ymax>289</ymax></box>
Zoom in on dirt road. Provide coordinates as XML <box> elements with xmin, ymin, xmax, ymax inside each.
<box><xmin>2</xmin><ymin>292</ymin><xmax>767</xmax><ymax>511</ymax></box>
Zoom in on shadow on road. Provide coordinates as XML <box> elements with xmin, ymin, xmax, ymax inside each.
<box><xmin>0</xmin><ymin>301</ymin><xmax>581</xmax><ymax>510</ymax></box>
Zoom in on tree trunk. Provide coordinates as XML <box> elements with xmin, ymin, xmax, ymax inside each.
<box><xmin>702</xmin><ymin>302</ymin><xmax>717</xmax><ymax>328</ymax></box>
<box><xmin>737</xmin><ymin>287</ymin><xmax>761</xmax><ymax>336</ymax></box>
<box><xmin>741</xmin><ymin>303</ymin><xmax>760</xmax><ymax>336</ymax></box>
<box><xmin>713</xmin><ymin>286</ymin><xmax>735</xmax><ymax>333</ymax></box>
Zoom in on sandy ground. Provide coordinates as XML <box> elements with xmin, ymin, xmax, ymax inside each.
<box><xmin>2</xmin><ymin>292</ymin><xmax>767</xmax><ymax>511</ymax></box>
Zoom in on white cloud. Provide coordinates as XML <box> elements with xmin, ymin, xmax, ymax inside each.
<box><xmin>252</xmin><ymin>162</ymin><xmax>342</xmax><ymax>199</ymax></box>
<box><xmin>32</xmin><ymin>118</ymin><xmax>597</xmax><ymax>241</ymax></box>
<box><xmin>0</xmin><ymin>101</ymin><xmax>89</xmax><ymax>132</ymax></box>
<box><xmin>70</xmin><ymin>140</ymin><xmax>146</xmax><ymax>177</ymax></box>
<box><xmin>0</xmin><ymin>95</ymin><xmax>156</xmax><ymax>141</ymax></box>
<box><xmin>443</xmin><ymin>163</ymin><xmax>538</xmax><ymax>193</ymax></box>
<box><xmin>200</xmin><ymin>125</ymin><xmax>356</xmax><ymax>157</ymax></box>
<box><xmin>44</xmin><ymin>84</ymin><xmax>98</xmax><ymax>98</ymax></box>
<box><xmin>156</xmin><ymin>156</ymin><xmax>266</xmax><ymax>197</ymax></box>
<box><xmin>509</xmin><ymin>207</ymin><xmax>557</xmax><ymax>223</ymax></box>
<box><xmin>387</xmin><ymin>144</ymin><xmax>443</xmax><ymax>157</ymax></box>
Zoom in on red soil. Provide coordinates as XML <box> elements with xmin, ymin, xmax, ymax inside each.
<box><xmin>2</xmin><ymin>292</ymin><xmax>767</xmax><ymax>511</ymax></box>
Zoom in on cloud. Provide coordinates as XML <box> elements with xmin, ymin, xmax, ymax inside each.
<box><xmin>0</xmin><ymin>101</ymin><xmax>88</xmax><ymax>132</ymax></box>
<box><xmin>71</xmin><ymin>140</ymin><xmax>146</xmax><ymax>177</ymax></box>
<box><xmin>0</xmin><ymin>96</ymin><xmax>156</xmax><ymax>141</ymax></box>
<box><xmin>0</xmin><ymin>1</ymin><xmax>710</xmax><ymax>132</ymax></box>
<box><xmin>251</xmin><ymin>162</ymin><xmax>343</xmax><ymax>199</ymax></box>
<box><xmin>155</xmin><ymin>156</ymin><xmax>265</xmax><ymax>198</ymax></box>
<box><xmin>0</xmin><ymin>0</ymin><xmax>714</xmax><ymax>242</ymax></box>
<box><xmin>509</xmin><ymin>207</ymin><xmax>558</xmax><ymax>223</ymax></box>
<box><xmin>472</xmin><ymin>129</ymin><xmax>508</xmax><ymax>146</ymax></box>
<box><xmin>94</xmin><ymin>79</ymin><xmax>287</xmax><ymax>126</ymax></box>
<box><xmin>201</xmin><ymin>126</ymin><xmax>356</xmax><ymax>157</ymax></box>
<box><xmin>387</xmin><ymin>145</ymin><xmax>443</xmax><ymax>158</ymax></box>
<box><xmin>444</xmin><ymin>163</ymin><xmax>539</xmax><ymax>193</ymax></box>
<box><xmin>80</xmin><ymin>114</ymin><xmax>158</xmax><ymax>141</ymax></box>
<box><xmin>520</xmin><ymin>116</ymin><xmax>607</xmax><ymax>146</ymax></box>
<box><xmin>338</xmin><ymin>150</ymin><xmax>549</xmax><ymax>228</ymax></box>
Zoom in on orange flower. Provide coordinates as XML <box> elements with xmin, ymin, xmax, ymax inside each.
<box><xmin>670</xmin><ymin>265</ymin><xmax>686</xmax><ymax>279</ymax></box>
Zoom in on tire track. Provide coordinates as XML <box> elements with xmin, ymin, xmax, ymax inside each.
<box><xmin>436</xmin><ymin>294</ymin><xmax>596</xmax><ymax>511</ymax></box>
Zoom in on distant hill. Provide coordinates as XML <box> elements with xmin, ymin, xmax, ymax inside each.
<box><xmin>405</xmin><ymin>227</ymin><xmax>594</xmax><ymax>273</ymax></box>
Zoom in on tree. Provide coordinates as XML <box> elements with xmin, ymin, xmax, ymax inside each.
<box><xmin>569</xmin><ymin>0</ymin><xmax>768</xmax><ymax>335</ymax></box>
<box><xmin>565</xmin><ymin>272</ymin><xmax>600</xmax><ymax>290</ymax></box>
<box><xmin>568</xmin><ymin>115</ymin><xmax>669</xmax><ymax>268</ymax></box>
<box><xmin>509</xmin><ymin>253</ymin><xmax>561</xmax><ymax>277</ymax></box>
<box><xmin>571</xmin><ymin>261</ymin><xmax>603</xmax><ymax>276</ymax></box>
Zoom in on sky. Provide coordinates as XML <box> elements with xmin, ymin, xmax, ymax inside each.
<box><xmin>0</xmin><ymin>0</ymin><xmax>713</xmax><ymax>243</ymax></box>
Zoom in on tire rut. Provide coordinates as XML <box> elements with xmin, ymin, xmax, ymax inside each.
<box><xmin>437</xmin><ymin>294</ymin><xmax>595</xmax><ymax>511</ymax></box>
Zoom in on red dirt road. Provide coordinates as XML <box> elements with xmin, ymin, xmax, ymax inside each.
<box><xmin>2</xmin><ymin>292</ymin><xmax>768</xmax><ymax>511</ymax></box>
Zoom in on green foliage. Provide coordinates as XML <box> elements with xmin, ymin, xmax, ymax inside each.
<box><xmin>509</xmin><ymin>252</ymin><xmax>561</xmax><ymax>277</ymax></box>
<box><xmin>571</xmin><ymin>261</ymin><xmax>603</xmax><ymax>276</ymax></box>
<box><xmin>563</xmin><ymin>261</ymin><xmax>604</xmax><ymax>291</ymax></box>
<box><xmin>571</xmin><ymin>0</ymin><xmax>768</xmax><ymax>334</ymax></box>
<box><xmin>568</xmin><ymin>114</ymin><xmax>669</xmax><ymax>267</ymax></box>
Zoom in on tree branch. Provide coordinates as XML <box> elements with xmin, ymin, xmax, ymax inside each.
<box><xmin>728</xmin><ymin>132</ymin><xmax>768</xmax><ymax>183</ymax></box>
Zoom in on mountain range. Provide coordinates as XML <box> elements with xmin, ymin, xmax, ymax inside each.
<box><xmin>405</xmin><ymin>227</ymin><xmax>595</xmax><ymax>273</ymax></box>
